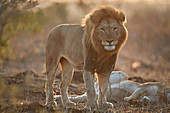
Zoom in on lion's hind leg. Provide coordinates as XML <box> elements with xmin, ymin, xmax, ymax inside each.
<box><xmin>60</xmin><ymin>58</ymin><xmax>75</xmax><ymax>109</ymax></box>
<box><xmin>45</xmin><ymin>28</ymin><xmax>64</xmax><ymax>109</ymax></box>
<box><xmin>46</xmin><ymin>56</ymin><xmax>60</xmax><ymax>109</ymax></box>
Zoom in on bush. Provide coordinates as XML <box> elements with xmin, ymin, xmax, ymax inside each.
<box><xmin>0</xmin><ymin>3</ymin><xmax>68</xmax><ymax>64</ymax></box>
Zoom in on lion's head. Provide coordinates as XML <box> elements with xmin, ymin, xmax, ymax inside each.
<box><xmin>83</xmin><ymin>5</ymin><xmax>128</xmax><ymax>54</ymax></box>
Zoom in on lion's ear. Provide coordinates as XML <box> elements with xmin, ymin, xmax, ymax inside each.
<box><xmin>90</xmin><ymin>13</ymin><xmax>100</xmax><ymax>25</ymax></box>
<box><xmin>119</xmin><ymin>11</ymin><xmax>125</xmax><ymax>22</ymax></box>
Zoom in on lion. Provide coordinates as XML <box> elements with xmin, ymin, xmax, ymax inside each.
<box><xmin>45</xmin><ymin>5</ymin><xmax>127</xmax><ymax>111</ymax></box>
<box><xmin>55</xmin><ymin>71</ymin><xmax>170</xmax><ymax>105</ymax></box>
<box><xmin>124</xmin><ymin>82</ymin><xmax>170</xmax><ymax>104</ymax></box>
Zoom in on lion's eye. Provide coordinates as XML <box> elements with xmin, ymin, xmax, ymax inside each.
<box><xmin>113</xmin><ymin>27</ymin><xmax>118</xmax><ymax>32</ymax></box>
<box><xmin>100</xmin><ymin>27</ymin><xmax>105</xmax><ymax>33</ymax></box>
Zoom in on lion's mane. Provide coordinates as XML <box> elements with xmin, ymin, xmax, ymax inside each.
<box><xmin>82</xmin><ymin>6</ymin><xmax>128</xmax><ymax>74</ymax></box>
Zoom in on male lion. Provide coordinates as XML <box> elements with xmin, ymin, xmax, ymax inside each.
<box><xmin>45</xmin><ymin>5</ymin><xmax>128</xmax><ymax>111</ymax></box>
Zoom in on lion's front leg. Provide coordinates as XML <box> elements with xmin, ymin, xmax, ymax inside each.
<box><xmin>83</xmin><ymin>70</ymin><xmax>98</xmax><ymax>111</ymax></box>
<box><xmin>97</xmin><ymin>74</ymin><xmax>113</xmax><ymax>111</ymax></box>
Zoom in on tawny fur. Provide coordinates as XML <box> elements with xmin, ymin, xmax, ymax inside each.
<box><xmin>45</xmin><ymin>5</ymin><xmax>127</xmax><ymax>110</ymax></box>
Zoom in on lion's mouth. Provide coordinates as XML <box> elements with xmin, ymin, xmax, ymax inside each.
<box><xmin>102</xmin><ymin>40</ymin><xmax>118</xmax><ymax>51</ymax></box>
<box><xmin>104</xmin><ymin>45</ymin><xmax>116</xmax><ymax>51</ymax></box>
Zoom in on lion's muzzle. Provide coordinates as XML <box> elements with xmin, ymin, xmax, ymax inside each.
<box><xmin>102</xmin><ymin>40</ymin><xmax>118</xmax><ymax>51</ymax></box>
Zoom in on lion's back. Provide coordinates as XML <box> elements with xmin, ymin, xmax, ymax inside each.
<box><xmin>46</xmin><ymin>24</ymin><xmax>85</xmax><ymax>62</ymax></box>
<box><xmin>50</xmin><ymin>24</ymin><xmax>84</xmax><ymax>40</ymax></box>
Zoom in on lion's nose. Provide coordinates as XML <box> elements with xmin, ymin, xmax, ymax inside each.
<box><xmin>106</xmin><ymin>40</ymin><xmax>114</xmax><ymax>43</ymax></box>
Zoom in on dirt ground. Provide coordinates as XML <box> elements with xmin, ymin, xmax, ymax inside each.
<box><xmin>0</xmin><ymin>69</ymin><xmax>169</xmax><ymax>113</ymax></box>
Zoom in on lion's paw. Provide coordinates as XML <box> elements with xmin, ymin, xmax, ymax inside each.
<box><xmin>63</xmin><ymin>101</ymin><xmax>76</xmax><ymax>109</ymax></box>
<box><xmin>124</xmin><ymin>97</ymin><xmax>131</xmax><ymax>102</ymax></box>
<box><xmin>98</xmin><ymin>102</ymin><xmax>113</xmax><ymax>112</ymax></box>
<box><xmin>46</xmin><ymin>101</ymin><xmax>57</xmax><ymax>110</ymax></box>
<box><xmin>85</xmin><ymin>101</ymin><xmax>98</xmax><ymax>111</ymax></box>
